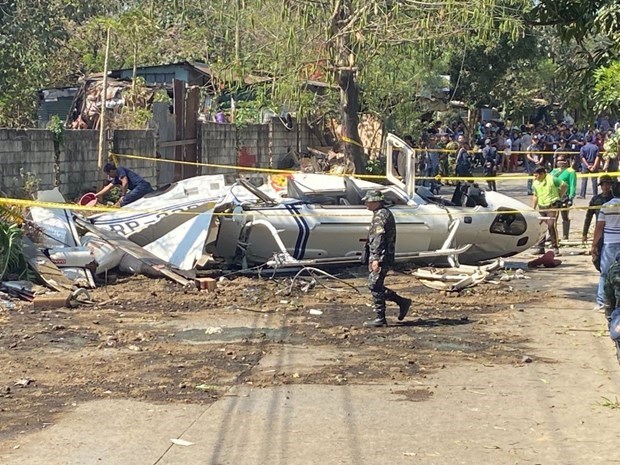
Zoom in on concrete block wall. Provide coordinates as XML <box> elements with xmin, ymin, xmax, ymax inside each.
<box><xmin>112</xmin><ymin>130</ymin><xmax>157</xmax><ymax>187</ymax></box>
<box><xmin>62</xmin><ymin>130</ymin><xmax>100</xmax><ymax>198</ymax></box>
<box><xmin>0</xmin><ymin>119</ymin><xmax>319</xmax><ymax>199</ymax></box>
<box><xmin>0</xmin><ymin>129</ymin><xmax>56</xmax><ymax>196</ymax></box>
<box><xmin>238</xmin><ymin>124</ymin><xmax>270</xmax><ymax>168</ymax></box>
<box><xmin>298</xmin><ymin>119</ymin><xmax>322</xmax><ymax>153</ymax></box>
<box><xmin>0</xmin><ymin>128</ymin><xmax>156</xmax><ymax>200</ymax></box>
<box><xmin>200</xmin><ymin>123</ymin><xmax>237</xmax><ymax>175</ymax></box>
<box><xmin>270</xmin><ymin>118</ymin><xmax>297</xmax><ymax>168</ymax></box>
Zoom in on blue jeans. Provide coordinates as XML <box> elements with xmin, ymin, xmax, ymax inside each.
<box><xmin>525</xmin><ymin>161</ymin><xmax>536</xmax><ymax>194</ymax></box>
<box><xmin>597</xmin><ymin>243</ymin><xmax>620</xmax><ymax>305</ymax></box>
<box><xmin>580</xmin><ymin>172</ymin><xmax>598</xmax><ymax>198</ymax></box>
<box><xmin>120</xmin><ymin>182</ymin><xmax>154</xmax><ymax>206</ymax></box>
<box><xmin>424</xmin><ymin>165</ymin><xmax>440</xmax><ymax>193</ymax></box>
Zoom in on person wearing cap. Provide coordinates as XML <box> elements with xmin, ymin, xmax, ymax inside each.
<box><xmin>583</xmin><ymin>175</ymin><xmax>616</xmax><ymax>245</ymax></box>
<box><xmin>525</xmin><ymin>135</ymin><xmax>543</xmax><ymax>195</ymax></box>
<box><xmin>361</xmin><ymin>189</ymin><xmax>411</xmax><ymax>327</ymax></box>
<box><xmin>591</xmin><ymin>182</ymin><xmax>620</xmax><ymax>312</ymax></box>
<box><xmin>454</xmin><ymin>135</ymin><xmax>472</xmax><ymax>179</ymax></box>
<box><xmin>550</xmin><ymin>155</ymin><xmax>577</xmax><ymax>240</ymax></box>
<box><xmin>531</xmin><ymin>167</ymin><xmax>568</xmax><ymax>255</ymax></box>
<box><xmin>95</xmin><ymin>162</ymin><xmax>154</xmax><ymax>207</ymax></box>
<box><xmin>553</xmin><ymin>138</ymin><xmax>569</xmax><ymax>168</ymax></box>
<box><xmin>603</xmin><ymin>260</ymin><xmax>620</xmax><ymax>362</ymax></box>
<box><xmin>579</xmin><ymin>134</ymin><xmax>601</xmax><ymax>198</ymax></box>
<box><xmin>482</xmin><ymin>138</ymin><xmax>498</xmax><ymax>191</ymax></box>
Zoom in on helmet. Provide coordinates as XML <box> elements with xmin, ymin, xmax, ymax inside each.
<box><xmin>362</xmin><ymin>190</ymin><xmax>385</xmax><ymax>202</ymax></box>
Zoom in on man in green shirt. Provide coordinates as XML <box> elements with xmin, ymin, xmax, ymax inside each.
<box><xmin>532</xmin><ymin>167</ymin><xmax>568</xmax><ymax>255</ymax></box>
<box><xmin>550</xmin><ymin>155</ymin><xmax>577</xmax><ymax>240</ymax></box>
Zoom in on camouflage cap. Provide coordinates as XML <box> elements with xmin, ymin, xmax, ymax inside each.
<box><xmin>362</xmin><ymin>189</ymin><xmax>385</xmax><ymax>202</ymax></box>
<box><xmin>599</xmin><ymin>175</ymin><xmax>616</xmax><ymax>185</ymax></box>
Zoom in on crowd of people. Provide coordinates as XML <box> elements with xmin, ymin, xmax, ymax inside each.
<box><xmin>408</xmin><ymin>119</ymin><xmax>620</xmax><ymax>197</ymax></box>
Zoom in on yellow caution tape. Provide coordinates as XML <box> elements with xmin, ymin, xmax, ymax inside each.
<box><xmin>111</xmin><ymin>152</ymin><xmax>388</xmax><ymax>180</ymax></box>
<box><xmin>341</xmin><ymin>136</ymin><xmax>365</xmax><ymax>148</ymax></box>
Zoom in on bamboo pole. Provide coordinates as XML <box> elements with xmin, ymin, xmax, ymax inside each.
<box><xmin>97</xmin><ymin>26</ymin><xmax>111</xmax><ymax>182</ymax></box>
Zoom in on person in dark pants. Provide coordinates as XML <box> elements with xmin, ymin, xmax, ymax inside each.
<box><xmin>579</xmin><ymin>135</ymin><xmax>601</xmax><ymax>198</ymax></box>
<box><xmin>482</xmin><ymin>139</ymin><xmax>498</xmax><ymax>191</ymax></box>
<box><xmin>362</xmin><ymin>190</ymin><xmax>411</xmax><ymax>327</ymax></box>
<box><xmin>583</xmin><ymin>175</ymin><xmax>616</xmax><ymax>277</ymax></box>
<box><xmin>531</xmin><ymin>167</ymin><xmax>567</xmax><ymax>256</ymax></box>
<box><xmin>95</xmin><ymin>162</ymin><xmax>154</xmax><ymax>207</ymax></box>
<box><xmin>583</xmin><ymin>175</ymin><xmax>616</xmax><ymax>244</ymax></box>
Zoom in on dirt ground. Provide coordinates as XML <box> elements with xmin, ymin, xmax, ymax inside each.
<box><xmin>0</xmin><ymin>263</ymin><xmax>547</xmax><ymax>441</ymax></box>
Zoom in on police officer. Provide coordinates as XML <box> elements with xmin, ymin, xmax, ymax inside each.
<box><xmin>362</xmin><ymin>190</ymin><xmax>411</xmax><ymax>327</ymax></box>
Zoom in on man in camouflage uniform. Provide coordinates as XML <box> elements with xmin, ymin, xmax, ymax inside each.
<box><xmin>603</xmin><ymin>259</ymin><xmax>620</xmax><ymax>363</ymax></box>
<box><xmin>362</xmin><ymin>190</ymin><xmax>411</xmax><ymax>327</ymax></box>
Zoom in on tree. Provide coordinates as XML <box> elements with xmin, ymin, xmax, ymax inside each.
<box><xmin>593</xmin><ymin>61</ymin><xmax>620</xmax><ymax>115</ymax></box>
<box><xmin>235</xmin><ymin>0</ymin><xmax>529</xmax><ymax>173</ymax></box>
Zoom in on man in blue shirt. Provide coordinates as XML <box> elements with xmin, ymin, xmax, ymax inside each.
<box><xmin>95</xmin><ymin>162</ymin><xmax>154</xmax><ymax>206</ymax></box>
<box><xmin>579</xmin><ymin>135</ymin><xmax>601</xmax><ymax>198</ymax></box>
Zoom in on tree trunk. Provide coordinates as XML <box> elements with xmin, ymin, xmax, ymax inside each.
<box><xmin>332</xmin><ymin>0</ymin><xmax>364</xmax><ymax>174</ymax></box>
<box><xmin>338</xmin><ymin>69</ymin><xmax>364</xmax><ymax>173</ymax></box>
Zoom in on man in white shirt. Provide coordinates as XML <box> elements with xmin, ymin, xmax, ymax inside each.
<box><xmin>592</xmin><ymin>194</ymin><xmax>620</xmax><ymax>311</ymax></box>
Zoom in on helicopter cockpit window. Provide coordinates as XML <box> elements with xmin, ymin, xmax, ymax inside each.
<box><xmin>382</xmin><ymin>189</ymin><xmax>409</xmax><ymax>206</ymax></box>
<box><xmin>490</xmin><ymin>208</ymin><xmax>527</xmax><ymax>236</ymax></box>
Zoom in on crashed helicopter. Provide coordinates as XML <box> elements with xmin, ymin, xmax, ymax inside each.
<box><xmin>30</xmin><ymin>134</ymin><xmax>545</xmax><ymax>282</ymax></box>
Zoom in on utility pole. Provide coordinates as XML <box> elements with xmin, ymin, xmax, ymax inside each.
<box><xmin>97</xmin><ymin>26</ymin><xmax>111</xmax><ymax>183</ymax></box>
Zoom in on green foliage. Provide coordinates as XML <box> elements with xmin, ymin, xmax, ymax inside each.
<box><xmin>603</xmin><ymin>128</ymin><xmax>620</xmax><ymax>159</ymax></box>
<box><xmin>234</xmin><ymin>100</ymin><xmax>264</xmax><ymax>128</ymax></box>
<box><xmin>365</xmin><ymin>157</ymin><xmax>385</xmax><ymax>176</ymax></box>
<box><xmin>113</xmin><ymin>77</ymin><xmax>154</xmax><ymax>129</ymax></box>
<box><xmin>47</xmin><ymin>115</ymin><xmax>65</xmax><ymax>145</ymax></box>
<box><xmin>598</xmin><ymin>396</ymin><xmax>620</xmax><ymax>409</ymax></box>
<box><xmin>153</xmin><ymin>89</ymin><xmax>171</xmax><ymax>103</ymax></box>
<box><xmin>594</xmin><ymin>62</ymin><xmax>620</xmax><ymax>115</ymax></box>
<box><xmin>0</xmin><ymin>219</ymin><xmax>28</xmax><ymax>281</ymax></box>
<box><xmin>7</xmin><ymin>170</ymin><xmax>42</xmax><ymax>199</ymax></box>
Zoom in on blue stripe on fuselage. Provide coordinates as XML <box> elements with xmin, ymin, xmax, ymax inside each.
<box><xmin>293</xmin><ymin>205</ymin><xmax>310</xmax><ymax>259</ymax></box>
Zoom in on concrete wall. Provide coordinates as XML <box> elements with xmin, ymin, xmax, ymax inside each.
<box><xmin>112</xmin><ymin>130</ymin><xmax>157</xmax><ymax>188</ymax></box>
<box><xmin>0</xmin><ymin>129</ymin><xmax>56</xmax><ymax>196</ymax></box>
<box><xmin>0</xmin><ymin>117</ymin><xmax>321</xmax><ymax>199</ymax></box>
<box><xmin>61</xmin><ymin>130</ymin><xmax>100</xmax><ymax>196</ymax></box>
<box><xmin>0</xmin><ymin>128</ymin><xmax>157</xmax><ymax>199</ymax></box>
<box><xmin>199</xmin><ymin>117</ymin><xmax>320</xmax><ymax>175</ymax></box>
<box><xmin>200</xmin><ymin>123</ymin><xmax>238</xmax><ymax>175</ymax></box>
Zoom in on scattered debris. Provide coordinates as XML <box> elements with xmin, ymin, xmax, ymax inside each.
<box><xmin>204</xmin><ymin>327</ymin><xmax>223</xmax><ymax>335</ymax></box>
<box><xmin>309</xmin><ymin>309</ymin><xmax>323</xmax><ymax>315</ymax></box>
<box><xmin>521</xmin><ymin>355</ymin><xmax>533</xmax><ymax>364</ymax></box>
<box><xmin>0</xmin><ymin>299</ymin><xmax>15</xmax><ymax>309</ymax></box>
<box><xmin>170</xmin><ymin>438</ymin><xmax>195</xmax><ymax>447</ymax></box>
<box><xmin>413</xmin><ymin>260</ymin><xmax>504</xmax><ymax>292</ymax></box>
<box><xmin>14</xmin><ymin>378</ymin><xmax>33</xmax><ymax>388</ymax></box>
<box><xmin>32</xmin><ymin>293</ymin><xmax>71</xmax><ymax>309</ymax></box>
<box><xmin>195</xmin><ymin>277</ymin><xmax>217</xmax><ymax>292</ymax></box>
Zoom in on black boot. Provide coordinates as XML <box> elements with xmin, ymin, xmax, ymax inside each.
<box><xmin>397</xmin><ymin>297</ymin><xmax>411</xmax><ymax>321</ymax></box>
<box><xmin>562</xmin><ymin>220</ymin><xmax>570</xmax><ymax>241</ymax></box>
<box><xmin>363</xmin><ymin>311</ymin><xmax>387</xmax><ymax>327</ymax></box>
